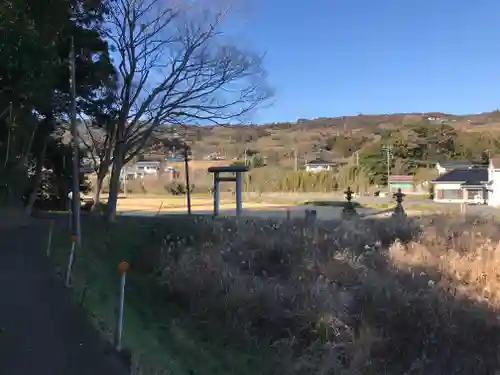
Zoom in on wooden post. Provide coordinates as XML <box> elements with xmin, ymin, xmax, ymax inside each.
<box><xmin>235</xmin><ymin>172</ymin><xmax>242</xmax><ymax>216</ymax></box>
<box><xmin>213</xmin><ymin>172</ymin><xmax>220</xmax><ymax>216</ymax></box>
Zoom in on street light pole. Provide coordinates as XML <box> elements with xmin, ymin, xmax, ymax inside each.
<box><xmin>69</xmin><ymin>36</ymin><xmax>81</xmax><ymax>246</ymax></box>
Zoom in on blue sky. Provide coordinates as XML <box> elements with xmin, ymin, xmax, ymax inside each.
<box><xmin>235</xmin><ymin>0</ymin><xmax>500</xmax><ymax>123</ymax></box>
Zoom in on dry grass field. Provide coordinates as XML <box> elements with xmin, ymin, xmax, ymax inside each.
<box><xmin>48</xmin><ymin>212</ymin><xmax>500</xmax><ymax>375</ymax></box>
<box><xmin>115</xmin><ymin>195</ymin><xmax>288</xmax><ymax>215</ymax></box>
<box><xmin>116</xmin><ymin>197</ymin><xmax>431</xmax><ymax>219</ymax></box>
<box><xmin>112</xmin><ymin>192</ymin><xmax>448</xmax><ymax>219</ymax></box>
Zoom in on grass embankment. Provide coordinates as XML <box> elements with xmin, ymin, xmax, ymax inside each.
<box><xmin>51</xmin><ymin>213</ymin><xmax>500</xmax><ymax>374</ymax></box>
<box><xmin>50</xmin><ymin>216</ymin><xmax>270</xmax><ymax>375</ymax></box>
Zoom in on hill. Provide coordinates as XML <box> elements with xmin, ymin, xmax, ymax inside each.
<box><xmin>119</xmin><ymin>110</ymin><xmax>500</xmax><ymax>194</ymax></box>
<box><xmin>158</xmin><ymin>110</ymin><xmax>500</xmax><ymax>166</ymax></box>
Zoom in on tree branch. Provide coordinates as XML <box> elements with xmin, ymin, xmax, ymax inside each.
<box><xmin>106</xmin><ymin>0</ymin><xmax>272</xmax><ymax>162</ymax></box>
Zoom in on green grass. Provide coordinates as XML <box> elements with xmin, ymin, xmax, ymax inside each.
<box><xmin>50</xmin><ymin>216</ymin><xmax>273</xmax><ymax>375</ymax></box>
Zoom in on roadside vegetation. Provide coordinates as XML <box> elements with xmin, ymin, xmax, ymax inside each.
<box><xmin>50</xmin><ymin>213</ymin><xmax>500</xmax><ymax>375</ymax></box>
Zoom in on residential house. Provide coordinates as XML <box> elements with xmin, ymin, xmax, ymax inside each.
<box><xmin>487</xmin><ymin>158</ymin><xmax>500</xmax><ymax>207</ymax></box>
<box><xmin>435</xmin><ymin>161</ymin><xmax>473</xmax><ymax>175</ymax></box>
<box><xmin>305</xmin><ymin>159</ymin><xmax>334</xmax><ymax>173</ymax></box>
<box><xmin>135</xmin><ymin>161</ymin><xmax>161</xmax><ymax>176</ymax></box>
<box><xmin>432</xmin><ymin>167</ymin><xmax>488</xmax><ymax>204</ymax></box>
<box><xmin>388</xmin><ymin>175</ymin><xmax>414</xmax><ymax>193</ymax></box>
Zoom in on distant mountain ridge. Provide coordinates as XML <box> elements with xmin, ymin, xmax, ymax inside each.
<box><xmin>162</xmin><ymin>110</ymin><xmax>500</xmax><ymax>132</ymax></box>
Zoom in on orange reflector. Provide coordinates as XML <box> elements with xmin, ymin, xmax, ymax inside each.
<box><xmin>118</xmin><ymin>261</ymin><xmax>129</xmax><ymax>274</ymax></box>
<box><xmin>70</xmin><ymin>235</ymin><xmax>77</xmax><ymax>242</ymax></box>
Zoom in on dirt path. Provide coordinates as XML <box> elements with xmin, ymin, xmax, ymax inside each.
<box><xmin>0</xmin><ymin>220</ymin><xmax>129</xmax><ymax>375</ymax></box>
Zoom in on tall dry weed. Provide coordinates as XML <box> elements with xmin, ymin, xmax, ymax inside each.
<box><xmin>143</xmin><ymin>214</ymin><xmax>500</xmax><ymax>374</ymax></box>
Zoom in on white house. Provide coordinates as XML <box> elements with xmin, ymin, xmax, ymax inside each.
<box><xmin>305</xmin><ymin>159</ymin><xmax>334</xmax><ymax>173</ymax></box>
<box><xmin>135</xmin><ymin>161</ymin><xmax>161</xmax><ymax>176</ymax></box>
<box><xmin>487</xmin><ymin>158</ymin><xmax>500</xmax><ymax>207</ymax></box>
<box><xmin>432</xmin><ymin>167</ymin><xmax>488</xmax><ymax>204</ymax></box>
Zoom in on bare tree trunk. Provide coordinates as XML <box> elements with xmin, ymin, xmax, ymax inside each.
<box><xmin>3</xmin><ymin>103</ymin><xmax>12</xmax><ymax>169</ymax></box>
<box><xmin>24</xmin><ymin>136</ymin><xmax>48</xmax><ymax>216</ymax></box>
<box><xmin>91</xmin><ymin>164</ymin><xmax>108</xmax><ymax>210</ymax></box>
<box><xmin>22</xmin><ymin>124</ymin><xmax>38</xmax><ymax>167</ymax></box>
<box><xmin>106</xmin><ymin>143</ymin><xmax>125</xmax><ymax>221</ymax></box>
<box><xmin>4</xmin><ymin>122</ymin><xmax>11</xmax><ymax>169</ymax></box>
<box><xmin>92</xmin><ymin>173</ymin><xmax>104</xmax><ymax>207</ymax></box>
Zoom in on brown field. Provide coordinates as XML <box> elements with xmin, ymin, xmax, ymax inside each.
<box><xmin>114</xmin><ymin>194</ymin><xmax>432</xmax><ymax>219</ymax></box>
<box><xmin>116</xmin><ymin>196</ymin><xmax>287</xmax><ymax>215</ymax></box>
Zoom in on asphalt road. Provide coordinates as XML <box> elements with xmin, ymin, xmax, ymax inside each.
<box><xmin>0</xmin><ymin>220</ymin><xmax>129</xmax><ymax>375</ymax></box>
<box><xmin>357</xmin><ymin>195</ymin><xmax>500</xmax><ymax>216</ymax></box>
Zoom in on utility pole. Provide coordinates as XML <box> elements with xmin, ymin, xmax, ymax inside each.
<box><xmin>244</xmin><ymin>148</ymin><xmax>248</xmax><ymax>166</ymax></box>
<box><xmin>69</xmin><ymin>36</ymin><xmax>81</xmax><ymax>246</ymax></box>
<box><xmin>293</xmin><ymin>148</ymin><xmax>298</xmax><ymax>171</ymax></box>
<box><xmin>184</xmin><ymin>143</ymin><xmax>192</xmax><ymax>214</ymax></box>
<box><xmin>355</xmin><ymin>151</ymin><xmax>359</xmax><ymax>166</ymax></box>
<box><xmin>382</xmin><ymin>144</ymin><xmax>393</xmax><ymax>191</ymax></box>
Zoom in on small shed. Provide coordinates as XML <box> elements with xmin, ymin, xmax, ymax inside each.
<box><xmin>388</xmin><ymin>175</ymin><xmax>414</xmax><ymax>193</ymax></box>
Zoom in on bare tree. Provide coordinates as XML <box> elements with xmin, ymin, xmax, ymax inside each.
<box><xmin>77</xmin><ymin>117</ymin><xmax>116</xmax><ymax>207</ymax></box>
<box><xmin>104</xmin><ymin>0</ymin><xmax>271</xmax><ymax>220</ymax></box>
<box><xmin>65</xmin><ymin>89</ymin><xmax>120</xmax><ymax>209</ymax></box>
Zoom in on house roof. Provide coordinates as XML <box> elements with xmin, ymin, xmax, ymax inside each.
<box><xmin>135</xmin><ymin>161</ymin><xmax>161</xmax><ymax>167</ymax></box>
<box><xmin>432</xmin><ymin>168</ymin><xmax>488</xmax><ymax>184</ymax></box>
<box><xmin>438</xmin><ymin>161</ymin><xmax>472</xmax><ymax>169</ymax></box>
<box><xmin>306</xmin><ymin>159</ymin><xmax>333</xmax><ymax>166</ymax></box>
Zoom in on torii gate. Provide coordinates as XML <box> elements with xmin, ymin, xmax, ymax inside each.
<box><xmin>208</xmin><ymin>165</ymin><xmax>249</xmax><ymax>216</ymax></box>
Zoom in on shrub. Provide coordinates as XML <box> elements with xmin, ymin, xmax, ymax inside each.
<box><xmin>164</xmin><ymin>182</ymin><xmax>194</xmax><ymax>195</ymax></box>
